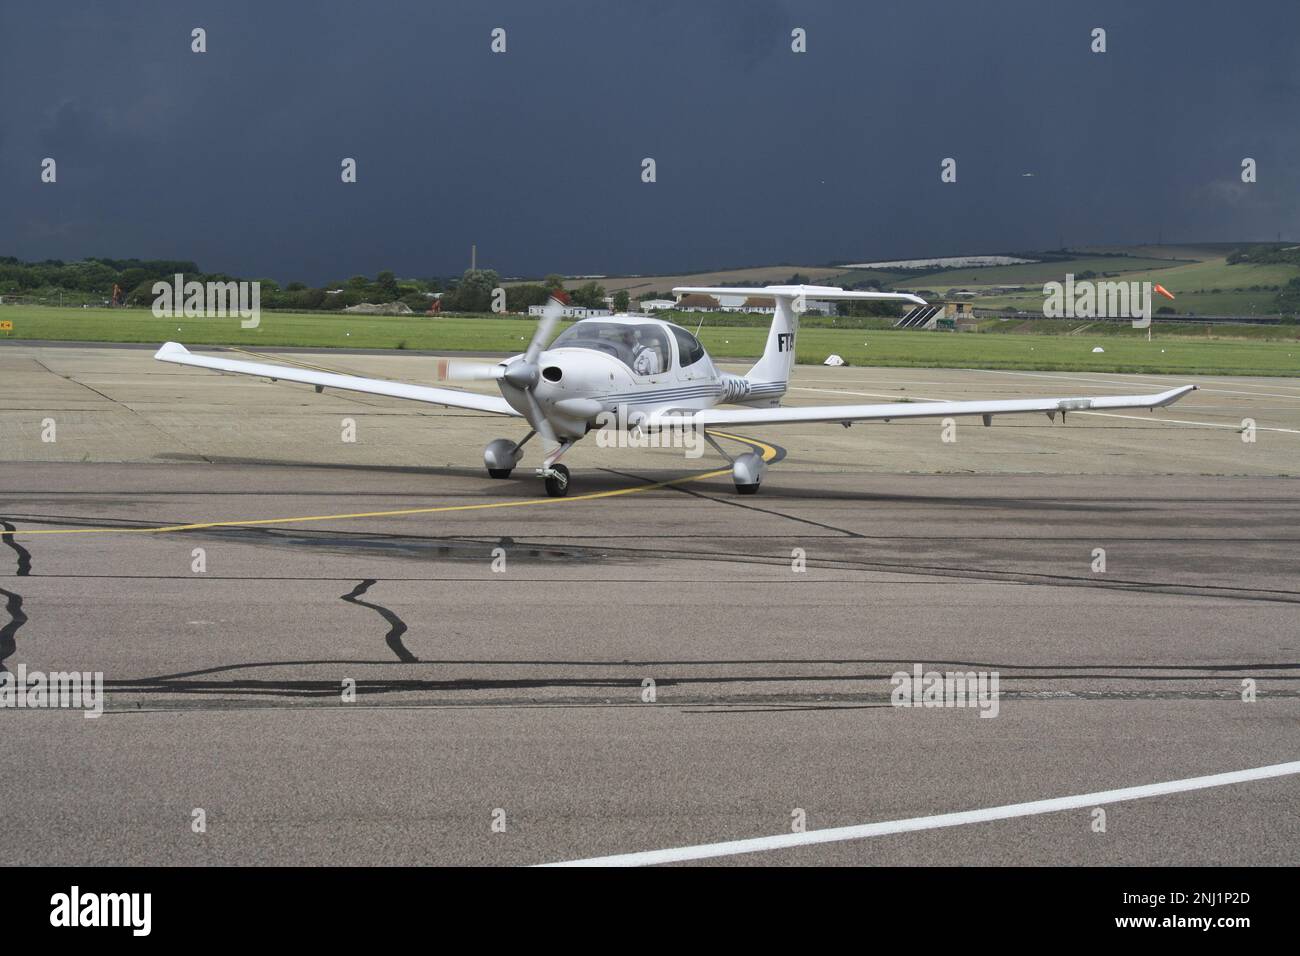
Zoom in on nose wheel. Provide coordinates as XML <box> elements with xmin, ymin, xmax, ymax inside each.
<box><xmin>543</xmin><ymin>463</ymin><xmax>571</xmax><ymax>498</ymax></box>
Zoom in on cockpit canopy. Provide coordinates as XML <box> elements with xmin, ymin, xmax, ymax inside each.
<box><xmin>550</xmin><ymin>320</ymin><xmax>685</xmax><ymax>375</ymax></box>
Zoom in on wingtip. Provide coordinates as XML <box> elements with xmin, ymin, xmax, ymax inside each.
<box><xmin>154</xmin><ymin>341</ymin><xmax>189</xmax><ymax>360</ymax></box>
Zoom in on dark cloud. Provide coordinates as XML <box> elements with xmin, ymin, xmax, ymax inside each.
<box><xmin>0</xmin><ymin>0</ymin><xmax>1297</xmax><ymax>283</ymax></box>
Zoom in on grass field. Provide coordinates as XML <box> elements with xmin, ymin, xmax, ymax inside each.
<box><xmin>975</xmin><ymin>290</ymin><xmax>1284</xmax><ymax>317</ymax></box>
<box><xmin>976</xmin><ymin>318</ymin><xmax>1300</xmax><ymax>339</ymax></box>
<box><xmin>780</xmin><ymin>328</ymin><xmax>1300</xmax><ymax>376</ymax></box>
<box><xmin>0</xmin><ymin>307</ymin><xmax>551</xmax><ymax>352</ymax></box>
<box><xmin>884</xmin><ymin>256</ymin><xmax>1195</xmax><ymax>291</ymax></box>
<box><xmin>3</xmin><ymin>306</ymin><xmax>1298</xmax><ymax>377</ymax></box>
<box><xmin>897</xmin><ymin>253</ymin><xmax>1300</xmax><ymax>318</ymax></box>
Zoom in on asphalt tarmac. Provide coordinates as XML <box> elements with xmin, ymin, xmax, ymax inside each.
<box><xmin>1</xmin><ymin>342</ymin><xmax>1296</xmax><ymax>865</ymax></box>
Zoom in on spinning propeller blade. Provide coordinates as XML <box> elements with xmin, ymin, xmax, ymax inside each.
<box><xmin>437</xmin><ymin>359</ymin><xmax>506</xmax><ymax>382</ymax></box>
<box><xmin>525</xmin><ymin>297</ymin><xmax>563</xmax><ymax>365</ymax></box>
<box><xmin>497</xmin><ymin>295</ymin><xmax>567</xmax><ymax>451</ymax></box>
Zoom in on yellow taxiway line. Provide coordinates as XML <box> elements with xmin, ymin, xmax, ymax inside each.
<box><xmin>1</xmin><ymin>431</ymin><xmax>778</xmax><ymax>538</ymax></box>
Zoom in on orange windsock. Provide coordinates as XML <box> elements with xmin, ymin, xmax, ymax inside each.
<box><xmin>1154</xmin><ymin>283</ymin><xmax>1174</xmax><ymax>300</ymax></box>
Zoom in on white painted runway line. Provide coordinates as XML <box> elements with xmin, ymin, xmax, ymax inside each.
<box><xmin>961</xmin><ymin>367</ymin><xmax>1300</xmax><ymax>401</ymax></box>
<box><xmin>541</xmin><ymin>759</ymin><xmax>1300</xmax><ymax>867</ymax></box>
<box><xmin>1075</xmin><ymin>410</ymin><xmax>1300</xmax><ymax>433</ymax></box>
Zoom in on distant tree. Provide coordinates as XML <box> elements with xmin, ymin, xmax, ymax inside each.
<box><xmin>506</xmin><ymin>283</ymin><xmax>551</xmax><ymax>312</ymax></box>
<box><xmin>287</xmin><ymin>287</ymin><xmax>326</xmax><ymax>310</ymax></box>
<box><xmin>53</xmin><ymin>260</ymin><xmax>116</xmax><ymax>292</ymax></box>
<box><xmin>400</xmin><ymin>292</ymin><xmax>430</xmax><ymax>313</ymax></box>
<box><xmin>126</xmin><ymin>280</ymin><xmax>159</xmax><ymax>306</ymax></box>
<box><xmin>839</xmin><ymin>299</ymin><xmax>904</xmax><ymax>318</ymax></box>
<box><xmin>1275</xmin><ymin>277</ymin><xmax>1300</xmax><ymax>313</ymax></box>
<box><xmin>375</xmin><ymin>270</ymin><xmax>399</xmax><ymax>301</ymax></box>
<box><xmin>570</xmin><ymin>281</ymin><xmax>606</xmax><ymax>309</ymax></box>
<box><xmin>444</xmin><ymin>268</ymin><xmax>500</xmax><ymax>312</ymax></box>
<box><xmin>613</xmin><ymin>290</ymin><xmax>630</xmax><ymax>312</ymax></box>
<box><xmin>543</xmin><ymin>274</ymin><xmax>566</xmax><ymax>292</ymax></box>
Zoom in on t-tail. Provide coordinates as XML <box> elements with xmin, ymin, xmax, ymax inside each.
<box><xmin>671</xmin><ymin>285</ymin><xmax>927</xmax><ymax>406</ymax></box>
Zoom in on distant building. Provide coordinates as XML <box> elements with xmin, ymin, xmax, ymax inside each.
<box><xmin>638</xmin><ymin>299</ymin><xmax>677</xmax><ymax>312</ymax></box>
<box><xmin>528</xmin><ymin>304</ymin><xmax>611</xmax><ymax>319</ymax></box>
<box><xmin>673</xmin><ymin>293</ymin><xmax>722</xmax><ymax>312</ymax></box>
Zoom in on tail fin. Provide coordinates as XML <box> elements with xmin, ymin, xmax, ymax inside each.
<box><xmin>672</xmin><ymin>285</ymin><xmax>926</xmax><ymax>405</ymax></box>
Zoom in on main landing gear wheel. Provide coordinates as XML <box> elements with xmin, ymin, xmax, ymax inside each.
<box><xmin>544</xmin><ymin>463</ymin><xmax>571</xmax><ymax>498</ymax></box>
<box><xmin>731</xmin><ymin>451</ymin><xmax>766</xmax><ymax>496</ymax></box>
<box><xmin>484</xmin><ymin>437</ymin><xmax>526</xmax><ymax>480</ymax></box>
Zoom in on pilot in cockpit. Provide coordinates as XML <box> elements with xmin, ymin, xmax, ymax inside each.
<box><xmin>623</xmin><ymin>328</ymin><xmax>661</xmax><ymax>376</ymax></box>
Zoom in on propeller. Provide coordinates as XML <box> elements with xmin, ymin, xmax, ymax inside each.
<box><xmin>525</xmin><ymin>298</ymin><xmax>562</xmax><ymax>365</ymax></box>
<box><xmin>436</xmin><ymin>298</ymin><xmax>563</xmax><ymax>386</ymax></box>
<box><xmin>498</xmin><ymin>297</ymin><xmax>565</xmax><ymax>450</ymax></box>
<box><xmin>438</xmin><ymin>359</ymin><xmax>506</xmax><ymax>382</ymax></box>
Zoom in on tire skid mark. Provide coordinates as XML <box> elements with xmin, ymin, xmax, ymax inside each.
<box><xmin>341</xmin><ymin>578</ymin><xmax>416</xmax><ymax>663</ymax></box>
<box><xmin>0</xmin><ymin>518</ymin><xmax>32</xmax><ymax>673</ymax></box>
<box><xmin>1</xmin><ymin>519</ymin><xmax>32</xmax><ymax>576</ymax></box>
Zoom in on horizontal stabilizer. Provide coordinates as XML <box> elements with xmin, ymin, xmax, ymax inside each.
<box><xmin>672</xmin><ymin>284</ymin><xmax>926</xmax><ymax>306</ymax></box>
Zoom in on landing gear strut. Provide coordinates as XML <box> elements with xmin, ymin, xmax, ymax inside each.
<box><xmin>538</xmin><ymin>441</ymin><xmax>575</xmax><ymax>497</ymax></box>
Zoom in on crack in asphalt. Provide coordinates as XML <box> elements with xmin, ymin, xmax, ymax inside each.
<box><xmin>341</xmin><ymin>578</ymin><xmax>416</xmax><ymax>663</ymax></box>
<box><xmin>0</xmin><ymin>518</ymin><xmax>32</xmax><ymax>673</ymax></box>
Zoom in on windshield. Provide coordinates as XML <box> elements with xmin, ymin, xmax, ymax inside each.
<box><xmin>550</xmin><ymin>321</ymin><xmax>673</xmax><ymax>375</ymax></box>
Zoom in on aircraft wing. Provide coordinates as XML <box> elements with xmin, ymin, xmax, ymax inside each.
<box><xmin>651</xmin><ymin>384</ymin><xmax>1197</xmax><ymax>428</ymax></box>
<box><xmin>154</xmin><ymin>341</ymin><xmax>521</xmax><ymax>416</ymax></box>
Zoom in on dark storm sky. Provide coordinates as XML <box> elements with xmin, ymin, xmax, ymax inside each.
<box><xmin>2</xmin><ymin>0</ymin><xmax>1298</xmax><ymax>284</ymax></box>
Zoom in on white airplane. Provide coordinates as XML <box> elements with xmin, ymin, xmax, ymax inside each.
<box><xmin>154</xmin><ymin>285</ymin><xmax>1196</xmax><ymax>497</ymax></box>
